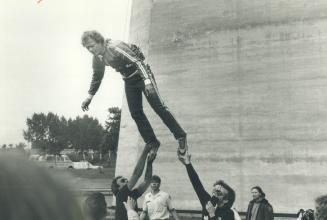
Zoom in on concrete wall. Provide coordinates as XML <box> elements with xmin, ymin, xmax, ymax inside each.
<box><xmin>115</xmin><ymin>0</ymin><xmax>153</xmax><ymax>179</ymax></box>
<box><xmin>116</xmin><ymin>0</ymin><xmax>327</xmax><ymax>213</ymax></box>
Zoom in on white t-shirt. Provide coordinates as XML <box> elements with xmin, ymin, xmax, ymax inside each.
<box><xmin>142</xmin><ymin>191</ymin><xmax>174</xmax><ymax>220</ymax></box>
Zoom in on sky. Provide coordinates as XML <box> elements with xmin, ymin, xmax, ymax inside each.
<box><xmin>1</xmin><ymin>0</ymin><xmax>131</xmax><ymax>145</ymax></box>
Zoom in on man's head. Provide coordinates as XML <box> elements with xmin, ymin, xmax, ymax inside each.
<box><xmin>111</xmin><ymin>176</ymin><xmax>129</xmax><ymax>196</ymax></box>
<box><xmin>251</xmin><ymin>186</ymin><xmax>265</xmax><ymax>201</ymax></box>
<box><xmin>150</xmin><ymin>175</ymin><xmax>161</xmax><ymax>192</ymax></box>
<box><xmin>212</xmin><ymin>180</ymin><xmax>235</xmax><ymax>208</ymax></box>
<box><xmin>83</xmin><ymin>192</ymin><xmax>107</xmax><ymax>220</ymax></box>
<box><xmin>81</xmin><ymin>30</ymin><xmax>105</xmax><ymax>56</ymax></box>
<box><xmin>0</xmin><ymin>152</ymin><xmax>85</xmax><ymax>220</ymax></box>
<box><xmin>315</xmin><ymin>194</ymin><xmax>327</xmax><ymax>220</ymax></box>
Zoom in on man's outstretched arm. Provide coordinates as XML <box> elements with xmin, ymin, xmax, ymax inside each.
<box><xmin>135</xmin><ymin>153</ymin><xmax>156</xmax><ymax>194</ymax></box>
<box><xmin>178</xmin><ymin>153</ymin><xmax>211</xmax><ymax>207</ymax></box>
<box><xmin>127</xmin><ymin>144</ymin><xmax>152</xmax><ymax>190</ymax></box>
<box><xmin>82</xmin><ymin>56</ymin><xmax>105</xmax><ymax>111</ymax></box>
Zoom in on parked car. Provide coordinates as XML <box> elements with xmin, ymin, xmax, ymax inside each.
<box><xmin>39</xmin><ymin>154</ymin><xmax>74</xmax><ymax>169</ymax></box>
<box><xmin>73</xmin><ymin>161</ymin><xmax>103</xmax><ymax>170</ymax></box>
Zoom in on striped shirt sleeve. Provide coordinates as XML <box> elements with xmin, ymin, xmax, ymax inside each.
<box><xmin>88</xmin><ymin>56</ymin><xmax>105</xmax><ymax>95</ymax></box>
<box><xmin>113</xmin><ymin>41</ymin><xmax>150</xmax><ymax>80</ymax></box>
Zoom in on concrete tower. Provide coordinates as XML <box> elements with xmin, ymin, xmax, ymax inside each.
<box><xmin>116</xmin><ymin>0</ymin><xmax>327</xmax><ymax>213</ymax></box>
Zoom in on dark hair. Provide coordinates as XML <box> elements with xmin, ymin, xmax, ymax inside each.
<box><xmin>297</xmin><ymin>209</ymin><xmax>315</xmax><ymax>220</ymax></box>
<box><xmin>251</xmin><ymin>186</ymin><xmax>266</xmax><ymax>198</ymax></box>
<box><xmin>213</xmin><ymin>180</ymin><xmax>235</xmax><ymax>208</ymax></box>
<box><xmin>151</xmin><ymin>175</ymin><xmax>161</xmax><ymax>184</ymax></box>
<box><xmin>111</xmin><ymin>176</ymin><xmax>123</xmax><ymax>196</ymax></box>
<box><xmin>81</xmin><ymin>30</ymin><xmax>105</xmax><ymax>46</ymax></box>
<box><xmin>83</xmin><ymin>192</ymin><xmax>107</xmax><ymax>220</ymax></box>
<box><xmin>315</xmin><ymin>194</ymin><xmax>327</xmax><ymax>220</ymax></box>
<box><xmin>0</xmin><ymin>152</ymin><xmax>85</xmax><ymax>220</ymax></box>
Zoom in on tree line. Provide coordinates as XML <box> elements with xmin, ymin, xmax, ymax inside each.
<box><xmin>23</xmin><ymin>107</ymin><xmax>121</xmax><ymax>163</ymax></box>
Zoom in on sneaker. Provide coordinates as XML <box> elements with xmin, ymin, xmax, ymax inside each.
<box><xmin>177</xmin><ymin>136</ymin><xmax>187</xmax><ymax>155</ymax></box>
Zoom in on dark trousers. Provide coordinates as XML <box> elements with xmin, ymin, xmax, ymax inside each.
<box><xmin>124</xmin><ymin>74</ymin><xmax>186</xmax><ymax>144</ymax></box>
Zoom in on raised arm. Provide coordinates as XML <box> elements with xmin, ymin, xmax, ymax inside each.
<box><xmin>127</xmin><ymin>144</ymin><xmax>152</xmax><ymax>190</ymax></box>
<box><xmin>135</xmin><ymin>153</ymin><xmax>156</xmax><ymax>194</ymax></box>
<box><xmin>178</xmin><ymin>153</ymin><xmax>211</xmax><ymax>207</ymax></box>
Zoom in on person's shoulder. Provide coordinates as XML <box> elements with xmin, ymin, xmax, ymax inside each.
<box><xmin>159</xmin><ymin>191</ymin><xmax>172</xmax><ymax>200</ymax></box>
<box><xmin>159</xmin><ymin>191</ymin><xmax>170</xmax><ymax>197</ymax></box>
<box><xmin>261</xmin><ymin>199</ymin><xmax>273</xmax><ymax>210</ymax></box>
<box><xmin>262</xmin><ymin>199</ymin><xmax>272</xmax><ymax>206</ymax></box>
<box><xmin>108</xmin><ymin>39</ymin><xmax>128</xmax><ymax>48</ymax></box>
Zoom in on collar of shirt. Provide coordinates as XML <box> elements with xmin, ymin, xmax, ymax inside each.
<box><xmin>149</xmin><ymin>190</ymin><xmax>162</xmax><ymax>198</ymax></box>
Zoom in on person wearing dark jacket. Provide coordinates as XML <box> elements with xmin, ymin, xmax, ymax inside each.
<box><xmin>80</xmin><ymin>30</ymin><xmax>187</xmax><ymax>156</ymax></box>
<box><xmin>245</xmin><ymin>186</ymin><xmax>274</xmax><ymax>220</ymax></box>
<box><xmin>178</xmin><ymin>152</ymin><xmax>236</xmax><ymax>220</ymax></box>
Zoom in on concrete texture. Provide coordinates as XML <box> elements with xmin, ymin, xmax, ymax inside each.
<box><xmin>116</xmin><ymin>0</ymin><xmax>327</xmax><ymax>213</ymax></box>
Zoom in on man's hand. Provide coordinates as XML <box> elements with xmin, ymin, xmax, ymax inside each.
<box><xmin>147</xmin><ymin>152</ymin><xmax>156</xmax><ymax>163</ymax></box>
<box><xmin>144</xmin><ymin>82</ymin><xmax>156</xmax><ymax>97</ymax></box>
<box><xmin>144</xmin><ymin>142</ymin><xmax>153</xmax><ymax>153</ymax></box>
<box><xmin>205</xmin><ymin>201</ymin><xmax>216</xmax><ymax>218</ymax></box>
<box><xmin>178</xmin><ymin>151</ymin><xmax>191</xmax><ymax>165</ymax></box>
<box><xmin>123</xmin><ymin>197</ymin><xmax>137</xmax><ymax>211</ymax></box>
<box><xmin>124</xmin><ymin>197</ymin><xmax>140</xmax><ymax>220</ymax></box>
<box><xmin>81</xmin><ymin>97</ymin><xmax>92</xmax><ymax>111</ymax></box>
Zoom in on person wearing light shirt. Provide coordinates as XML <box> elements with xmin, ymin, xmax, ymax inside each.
<box><xmin>141</xmin><ymin>175</ymin><xmax>180</xmax><ymax>220</ymax></box>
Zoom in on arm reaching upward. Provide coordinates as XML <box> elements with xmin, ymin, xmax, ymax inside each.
<box><xmin>178</xmin><ymin>153</ymin><xmax>211</xmax><ymax>207</ymax></box>
<box><xmin>127</xmin><ymin>144</ymin><xmax>152</xmax><ymax>190</ymax></box>
<box><xmin>136</xmin><ymin>153</ymin><xmax>156</xmax><ymax>194</ymax></box>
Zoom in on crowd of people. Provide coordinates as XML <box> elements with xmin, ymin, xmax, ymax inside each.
<box><xmin>1</xmin><ymin>151</ymin><xmax>326</xmax><ymax>220</ymax></box>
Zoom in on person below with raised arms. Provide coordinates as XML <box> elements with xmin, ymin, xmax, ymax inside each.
<box><xmin>178</xmin><ymin>151</ymin><xmax>238</xmax><ymax>220</ymax></box>
<box><xmin>111</xmin><ymin>144</ymin><xmax>156</xmax><ymax>220</ymax></box>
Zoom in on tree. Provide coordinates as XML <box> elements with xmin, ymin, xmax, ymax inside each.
<box><xmin>23</xmin><ymin>113</ymin><xmax>49</xmax><ymax>153</ymax></box>
<box><xmin>24</xmin><ymin>112</ymin><xmax>106</xmax><ymax>157</ymax></box>
<box><xmin>102</xmin><ymin>107</ymin><xmax>121</xmax><ymax>162</ymax></box>
<box><xmin>23</xmin><ymin>112</ymin><xmax>69</xmax><ymax>154</ymax></box>
<box><xmin>67</xmin><ymin>115</ymin><xmax>104</xmax><ymax>154</ymax></box>
<box><xmin>15</xmin><ymin>142</ymin><xmax>27</xmax><ymax>151</ymax></box>
<box><xmin>45</xmin><ymin>113</ymin><xmax>69</xmax><ymax>155</ymax></box>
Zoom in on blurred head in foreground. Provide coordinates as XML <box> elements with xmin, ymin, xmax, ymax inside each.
<box><xmin>83</xmin><ymin>192</ymin><xmax>107</xmax><ymax>220</ymax></box>
<box><xmin>0</xmin><ymin>152</ymin><xmax>85</xmax><ymax>220</ymax></box>
<box><xmin>315</xmin><ymin>194</ymin><xmax>327</xmax><ymax>220</ymax></box>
